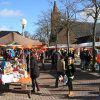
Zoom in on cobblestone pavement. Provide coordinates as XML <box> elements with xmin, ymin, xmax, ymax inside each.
<box><xmin>0</xmin><ymin>63</ymin><xmax>100</xmax><ymax>100</ymax></box>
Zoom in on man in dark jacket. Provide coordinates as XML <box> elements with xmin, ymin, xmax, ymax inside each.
<box><xmin>40</xmin><ymin>51</ymin><xmax>45</xmax><ymax>70</ymax></box>
<box><xmin>30</xmin><ymin>52</ymin><xmax>40</xmax><ymax>92</ymax></box>
<box><xmin>26</xmin><ymin>54</ymin><xmax>29</xmax><ymax>72</ymax></box>
<box><xmin>80</xmin><ymin>48</ymin><xmax>88</xmax><ymax>70</ymax></box>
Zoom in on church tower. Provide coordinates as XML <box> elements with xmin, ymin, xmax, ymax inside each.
<box><xmin>51</xmin><ymin>1</ymin><xmax>60</xmax><ymax>36</ymax></box>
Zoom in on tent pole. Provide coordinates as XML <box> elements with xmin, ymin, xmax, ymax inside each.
<box><xmin>22</xmin><ymin>49</ymin><xmax>24</xmax><ymax>64</ymax></box>
<box><xmin>28</xmin><ymin>52</ymin><xmax>31</xmax><ymax>75</ymax></box>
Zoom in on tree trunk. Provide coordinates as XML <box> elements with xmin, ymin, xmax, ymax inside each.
<box><xmin>92</xmin><ymin>16</ymin><xmax>97</xmax><ymax>71</ymax></box>
<box><xmin>56</xmin><ymin>33</ymin><xmax>58</xmax><ymax>52</ymax></box>
<box><xmin>67</xmin><ymin>30</ymin><xmax>70</xmax><ymax>54</ymax></box>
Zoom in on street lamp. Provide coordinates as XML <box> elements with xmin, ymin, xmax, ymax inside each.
<box><xmin>21</xmin><ymin>18</ymin><xmax>27</xmax><ymax>36</ymax></box>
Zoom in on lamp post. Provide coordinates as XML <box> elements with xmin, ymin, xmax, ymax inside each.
<box><xmin>20</xmin><ymin>18</ymin><xmax>27</xmax><ymax>65</ymax></box>
<box><xmin>21</xmin><ymin>18</ymin><xmax>27</xmax><ymax>36</ymax></box>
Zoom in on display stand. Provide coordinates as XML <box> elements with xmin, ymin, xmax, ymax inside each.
<box><xmin>10</xmin><ymin>76</ymin><xmax>32</xmax><ymax>98</ymax></box>
<box><xmin>0</xmin><ymin>45</ymin><xmax>32</xmax><ymax>98</ymax></box>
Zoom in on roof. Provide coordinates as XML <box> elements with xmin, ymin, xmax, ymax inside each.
<box><xmin>51</xmin><ymin>21</ymin><xmax>100</xmax><ymax>45</ymax></box>
<box><xmin>0</xmin><ymin>31</ymin><xmax>42</xmax><ymax>48</ymax></box>
<box><xmin>0</xmin><ymin>31</ymin><xmax>20</xmax><ymax>38</ymax></box>
<box><xmin>71</xmin><ymin>22</ymin><xmax>100</xmax><ymax>38</ymax></box>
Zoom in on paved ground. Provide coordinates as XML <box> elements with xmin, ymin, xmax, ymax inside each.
<box><xmin>0</xmin><ymin>62</ymin><xmax>100</xmax><ymax>100</ymax></box>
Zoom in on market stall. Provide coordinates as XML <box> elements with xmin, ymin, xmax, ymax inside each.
<box><xmin>0</xmin><ymin>49</ymin><xmax>32</xmax><ymax>98</ymax></box>
<box><xmin>0</xmin><ymin>32</ymin><xmax>43</xmax><ymax>97</ymax></box>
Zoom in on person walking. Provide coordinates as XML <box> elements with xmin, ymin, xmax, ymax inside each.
<box><xmin>80</xmin><ymin>48</ymin><xmax>88</xmax><ymax>70</ymax></box>
<box><xmin>86</xmin><ymin>51</ymin><xmax>92</xmax><ymax>70</ymax></box>
<box><xmin>51</xmin><ymin>49</ymin><xmax>56</xmax><ymax>71</ymax></box>
<box><xmin>65</xmin><ymin>57</ymin><xmax>75</xmax><ymax>97</ymax></box>
<box><xmin>30</xmin><ymin>52</ymin><xmax>40</xmax><ymax>93</ymax></box>
<box><xmin>96</xmin><ymin>50</ymin><xmax>100</xmax><ymax>74</ymax></box>
<box><xmin>26</xmin><ymin>54</ymin><xmax>29</xmax><ymax>72</ymax></box>
<box><xmin>55</xmin><ymin>55</ymin><xmax>65</xmax><ymax>88</ymax></box>
<box><xmin>40</xmin><ymin>51</ymin><xmax>45</xmax><ymax>70</ymax></box>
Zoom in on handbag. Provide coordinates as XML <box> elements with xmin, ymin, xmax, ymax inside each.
<box><xmin>64</xmin><ymin>75</ymin><xmax>68</xmax><ymax>84</ymax></box>
<box><xmin>59</xmin><ymin>75</ymin><xmax>63</xmax><ymax>82</ymax></box>
<box><xmin>70</xmin><ymin>75</ymin><xmax>74</xmax><ymax>79</ymax></box>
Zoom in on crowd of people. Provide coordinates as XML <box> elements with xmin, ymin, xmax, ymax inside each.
<box><xmin>50</xmin><ymin>48</ymin><xmax>76</xmax><ymax>96</ymax></box>
<box><xmin>80</xmin><ymin>47</ymin><xmax>100</xmax><ymax>73</ymax></box>
<box><xmin>0</xmin><ymin>47</ymin><xmax>100</xmax><ymax>97</ymax></box>
<box><xmin>26</xmin><ymin>48</ymin><xmax>76</xmax><ymax>96</ymax></box>
<box><xmin>80</xmin><ymin>47</ymin><xmax>93</xmax><ymax>71</ymax></box>
<box><xmin>15</xmin><ymin>47</ymin><xmax>100</xmax><ymax>96</ymax></box>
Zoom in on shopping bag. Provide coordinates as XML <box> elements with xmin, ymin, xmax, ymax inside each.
<box><xmin>59</xmin><ymin>75</ymin><xmax>63</xmax><ymax>82</ymax></box>
<box><xmin>70</xmin><ymin>75</ymin><xmax>74</xmax><ymax>79</ymax></box>
<box><xmin>64</xmin><ymin>75</ymin><xmax>68</xmax><ymax>85</ymax></box>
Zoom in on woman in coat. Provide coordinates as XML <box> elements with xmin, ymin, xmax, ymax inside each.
<box><xmin>30</xmin><ymin>52</ymin><xmax>40</xmax><ymax>92</ymax></box>
<box><xmin>55</xmin><ymin>55</ymin><xmax>65</xmax><ymax>88</ymax></box>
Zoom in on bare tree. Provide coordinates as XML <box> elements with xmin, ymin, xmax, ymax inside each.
<box><xmin>34</xmin><ymin>10</ymin><xmax>51</xmax><ymax>45</ymax></box>
<box><xmin>24</xmin><ymin>31</ymin><xmax>31</xmax><ymax>38</ymax></box>
<box><xmin>57</xmin><ymin>0</ymin><xmax>79</xmax><ymax>53</ymax></box>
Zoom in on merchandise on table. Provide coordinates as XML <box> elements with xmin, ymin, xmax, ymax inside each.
<box><xmin>0</xmin><ymin>59</ymin><xmax>29</xmax><ymax>84</ymax></box>
<box><xmin>0</xmin><ymin>74</ymin><xmax>14</xmax><ymax>84</ymax></box>
<box><xmin>1</xmin><ymin>61</ymin><xmax>13</xmax><ymax>74</ymax></box>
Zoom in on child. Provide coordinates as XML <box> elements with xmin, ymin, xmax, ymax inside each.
<box><xmin>65</xmin><ymin>57</ymin><xmax>75</xmax><ymax>97</ymax></box>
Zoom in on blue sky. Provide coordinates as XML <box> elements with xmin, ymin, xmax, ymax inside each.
<box><xmin>0</xmin><ymin>0</ymin><xmax>52</xmax><ymax>34</ymax></box>
<box><xmin>0</xmin><ymin>0</ymin><xmax>99</xmax><ymax>35</ymax></box>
